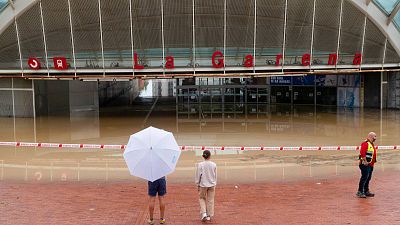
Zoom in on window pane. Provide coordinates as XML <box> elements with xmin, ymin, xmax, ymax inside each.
<box><xmin>373</xmin><ymin>0</ymin><xmax>399</xmax><ymax>15</ymax></box>
<box><xmin>394</xmin><ymin>12</ymin><xmax>400</xmax><ymax>30</ymax></box>
<box><xmin>0</xmin><ymin>0</ymin><xmax>8</xmax><ymax>12</ymax></box>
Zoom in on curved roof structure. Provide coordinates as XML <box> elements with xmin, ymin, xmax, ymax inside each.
<box><xmin>0</xmin><ymin>0</ymin><xmax>399</xmax><ymax>78</ymax></box>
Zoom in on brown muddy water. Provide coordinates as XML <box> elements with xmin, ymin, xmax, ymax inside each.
<box><xmin>0</xmin><ymin>100</ymin><xmax>399</xmax><ymax>183</ymax></box>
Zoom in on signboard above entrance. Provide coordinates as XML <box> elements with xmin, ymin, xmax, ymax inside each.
<box><xmin>27</xmin><ymin>52</ymin><xmax>363</xmax><ymax>72</ymax></box>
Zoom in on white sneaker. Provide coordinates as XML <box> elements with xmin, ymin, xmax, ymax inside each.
<box><xmin>201</xmin><ymin>213</ymin><xmax>207</xmax><ymax>222</ymax></box>
<box><xmin>206</xmin><ymin>216</ymin><xmax>211</xmax><ymax>221</ymax></box>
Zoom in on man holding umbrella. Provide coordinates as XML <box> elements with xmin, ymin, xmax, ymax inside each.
<box><xmin>123</xmin><ymin>127</ymin><xmax>181</xmax><ymax>225</ymax></box>
<box><xmin>147</xmin><ymin>177</ymin><xmax>167</xmax><ymax>224</ymax></box>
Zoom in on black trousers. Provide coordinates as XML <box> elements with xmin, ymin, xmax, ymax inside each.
<box><xmin>358</xmin><ymin>164</ymin><xmax>374</xmax><ymax>193</ymax></box>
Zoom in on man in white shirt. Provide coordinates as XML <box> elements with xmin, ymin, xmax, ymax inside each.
<box><xmin>195</xmin><ymin>150</ymin><xmax>217</xmax><ymax>222</ymax></box>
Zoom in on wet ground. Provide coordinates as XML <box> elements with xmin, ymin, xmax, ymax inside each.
<box><xmin>1</xmin><ymin>171</ymin><xmax>400</xmax><ymax>225</ymax></box>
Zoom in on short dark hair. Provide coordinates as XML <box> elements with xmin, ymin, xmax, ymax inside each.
<box><xmin>202</xmin><ymin>150</ymin><xmax>211</xmax><ymax>159</ymax></box>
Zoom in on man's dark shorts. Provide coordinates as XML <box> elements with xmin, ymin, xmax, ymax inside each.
<box><xmin>148</xmin><ymin>177</ymin><xmax>167</xmax><ymax>197</ymax></box>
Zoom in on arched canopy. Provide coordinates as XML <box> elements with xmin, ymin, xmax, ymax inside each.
<box><xmin>0</xmin><ymin>0</ymin><xmax>399</xmax><ymax>76</ymax></box>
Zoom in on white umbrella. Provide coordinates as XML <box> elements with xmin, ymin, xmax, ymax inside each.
<box><xmin>123</xmin><ymin>126</ymin><xmax>181</xmax><ymax>182</ymax></box>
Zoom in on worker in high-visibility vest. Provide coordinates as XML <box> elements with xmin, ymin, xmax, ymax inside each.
<box><xmin>357</xmin><ymin>132</ymin><xmax>377</xmax><ymax>198</ymax></box>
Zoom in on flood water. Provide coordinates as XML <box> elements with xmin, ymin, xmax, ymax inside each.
<box><xmin>1</xmin><ymin>97</ymin><xmax>400</xmax><ymax>183</ymax></box>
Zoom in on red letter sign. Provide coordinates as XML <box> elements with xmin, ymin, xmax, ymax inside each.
<box><xmin>302</xmin><ymin>54</ymin><xmax>310</xmax><ymax>66</ymax></box>
<box><xmin>134</xmin><ymin>52</ymin><xmax>144</xmax><ymax>69</ymax></box>
<box><xmin>243</xmin><ymin>54</ymin><xmax>253</xmax><ymax>67</ymax></box>
<box><xmin>28</xmin><ymin>58</ymin><xmax>41</xmax><ymax>70</ymax></box>
<box><xmin>211</xmin><ymin>51</ymin><xmax>224</xmax><ymax>68</ymax></box>
<box><xmin>276</xmin><ymin>54</ymin><xmax>282</xmax><ymax>66</ymax></box>
<box><xmin>328</xmin><ymin>54</ymin><xmax>337</xmax><ymax>65</ymax></box>
<box><xmin>165</xmin><ymin>56</ymin><xmax>174</xmax><ymax>69</ymax></box>
<box><xmin>353</xmin><ymin>53</ymin><xmax>362</xmax><ymax>65</ymax></box>
<box><xmin>53</xmin><ymin>57</ymin><xmax>68</xmax><ymax>70</ymax></box>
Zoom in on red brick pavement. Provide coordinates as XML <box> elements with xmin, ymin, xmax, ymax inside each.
<box><xmin>1</xmin><ymin>171</ymin><xmax>400</xmax><ymax>225</ymax></box>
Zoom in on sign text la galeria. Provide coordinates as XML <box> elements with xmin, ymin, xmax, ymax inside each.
<box><xmin>134</xmin><ymin>51</ymin><xmax>361</xmax><ymax>70</ymax></box>
<box><xmin>134</xmin><ymin>52</ymin><xmax>362</xmax><ymax>68</ymax></box>
<box><xmin>28</xmin><ymin>52</ymin><xmax>362</xmax><ymax>70</ymax></box>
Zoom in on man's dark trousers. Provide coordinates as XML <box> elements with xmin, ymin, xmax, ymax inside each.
<box><xmin>358</xmin><ymin>164</ymin><xmax>373</xmax><ymax>193</ymax></box>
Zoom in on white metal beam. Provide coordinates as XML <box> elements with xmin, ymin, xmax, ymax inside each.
<box><xmin>98</xmin><ymin>0</ymin><xmax>105</xmax><ymax>76</ymax></box>
<box><xmin>223</xmin><ymin>0</ymin><xmax>226</xmax><ymax>74</ymax></box>
<box><xmin>310</xmin><ymin>0</ymin><xmax>316</xmax><ymax>69</ymax></box>
<box><xmin>192</xmin><ymin>0</ymin><xmax>196</xmax><ymax>74</ymax></box>
<box><xmin>336</xmin><ymin>0</ymin><xmax>344</xmax><ymax>70</ymax></box>
<box><xmin>67</xmin><ymin>0</ymin><xmax>77</xmax><ymax>76</ymax></box>
<box><xmin>129</xmin><ymin>0</ymin><xmax>134</xmax><ymax>77</ymax></box>
<box><xmin>13</xmin><ymin>6</ymin><xmax>24</xmax><ymax>76</ymax></box>
<box><xmin>360</xmin><ymin>16</ymin><xmax>367</xmax><ymax>68</ymax></box>
<box><xmin>282</xmin><ymin>0</ymin><xmax>288</xmax><ymax>72</ymax></box>
<box><xmin>253</xmin><ymin>0</ymin><xmax>256</xmax><ymax>73</ymax></box>
<box><xmin>161</xmin><ymin>0</ymin><xmax>165</xmax><ymax>75</ymax></box>
<box><xmin>39</xmin><ymin>0</ymin><xmax>49</xmax><ymax>76</ymax></box>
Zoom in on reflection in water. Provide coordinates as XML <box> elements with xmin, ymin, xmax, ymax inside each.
<box><xmin>2</xmin><ymin>100</ymin><xmax>399</xmax><ymax>146</ymax></box>
<box><xmin>1</xmin><ymin>151</ymin><xmax>400</xmax><ymax>183</ymax></box>
<box><xmin>176</xmin><ymin>104</ymin><xmax>400</xmax><ymax>147</ymax></box>
<box><xmin>139</xmin><ymin>80</ymin><xmax>153</xmax><ymax>97</ymax></box>
<box><xmin>1</xmin><ymin>98</ymin><xmax>400</xmax><ymax>182</ymax></box>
